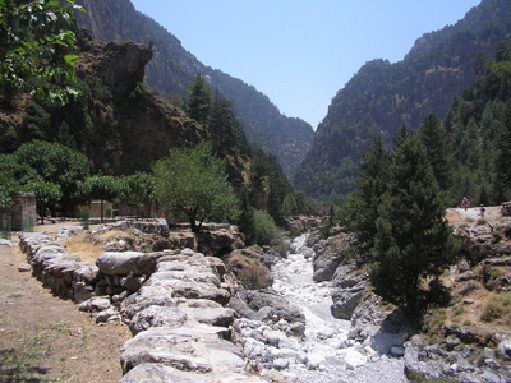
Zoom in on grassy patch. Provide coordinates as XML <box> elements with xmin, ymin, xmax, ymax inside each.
<box><xmin>63</xmin><ymin>232</ymin><xmax>103</xmax><ymax>264</ymax></box>
<box><xmin>479</xmin><ymin>292</ymin><xmax>511</xmax><ymax>324</ymax></box>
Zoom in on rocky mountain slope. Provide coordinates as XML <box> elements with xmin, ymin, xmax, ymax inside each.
<box><xmin>73</xmin><ymin>0</ymin><xmax>313</xmax><ymax>179</ymax></box>
<box><xmin>295</xmin><ymin>0</ymin><xmax>511</xmax><ymax>197</ymax></box>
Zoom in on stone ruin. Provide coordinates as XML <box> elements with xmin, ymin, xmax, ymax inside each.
<box><xmin>17</xmin><ymin>223</ymin><xmax>270</xmax><ymax>382</ymax></box>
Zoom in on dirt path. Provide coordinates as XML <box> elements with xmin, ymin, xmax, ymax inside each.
<box><xmin>0</xmin><ymin>241</ymin><xmax>131</xmax><ymax>383</ymax></box>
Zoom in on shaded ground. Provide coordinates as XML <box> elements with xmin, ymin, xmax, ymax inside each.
<box><xmin>0</xmin><ymin>234</ymin><xmax>130</xmax><ymax>383</ymax></box>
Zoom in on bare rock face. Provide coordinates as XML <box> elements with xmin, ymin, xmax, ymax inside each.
<box><xmin>330</xmin><ymin>265</ymin><xmax>367</xmax><ymax>320</ymax></box>
<box><xmin>312</xmin><ymin>232</ymin><xmax>353</xmax><ymax>283</ymax></box>
<box><xmin>96</xmin><ymin>41</ymin><xmax>152</xmax><ymax>95</ymax></box>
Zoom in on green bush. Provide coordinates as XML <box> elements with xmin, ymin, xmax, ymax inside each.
<box><xmin>253</xmin><ymin>210</ymin><xmax>285</xmax><ymax>252</ymax></box>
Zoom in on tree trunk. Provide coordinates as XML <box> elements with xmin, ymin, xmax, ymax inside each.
<box><xmin>100</xmin><ymin>199</ymin><xmax>104</xmax><ymax>223</ymax></box>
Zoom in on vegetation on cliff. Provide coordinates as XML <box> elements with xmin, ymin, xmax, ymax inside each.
<box><xmin>296</xmin><ymin>0</ymin><xmax>511</xmax><ymax>198</ymax></box>
<box><xmin>73</xmin><ymin>0</ymin><xmax>313</xmax><ymax>179</ymax></box>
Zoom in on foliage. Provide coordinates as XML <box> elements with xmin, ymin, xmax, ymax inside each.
<box><xmin>153</xmin><ymin>142</ymin><xmax>240</xmax><ymax>233</ymax></box>
<box><xmin>78</xmin><ymin>175</ymin><xmax>122</xmax><ymax>222</ymax></box>
<box><xmin>252</xmin><ymin>209</ymin><xmax>285</xmax><ymax>253</ymax></box>
<box><xmin>237</xmin><ymin>263</ymin><xmax>271</xmax><ymax>291</ymax></box>
<box><xmin>295</xmin><ymin>1</ymin><xmax>511</xmax><ymax>198</ymax></box>
<box><xmin>29</xmin><ymin>179</ymin><xmax>62</xmax><ymax>224</ymax></box>
<box><xmin>342</xmin><ymin>134</ymin><xmax>391</xmax><ymax>262</ymax></box>
<box><xmin>0</xmin><ymin>0</ymin><xmax>85</xmax><ymax>107</ymax></box>
<box><xmin>371</xmin><ymin>134</ymin><xmax>455</xmax><ymax>313</ymax></box>
<box><xmin>119</xmin><ymin>172</ymin><xmax>155</xmax><ymax>220</ymax></box>
<box><xmin>11</xmin><ymin>140</ymin><xmax>91</xmax><ymax>213</ymax></box>
<box><xmin>186</xmin><ymin>74</ymin><xmax>211</xmax><ymax>126</ymax></box>
<box><xmin>479</xmin><ymin>292</ymin><xmax>511</xmax><ymax>323</ymax></box>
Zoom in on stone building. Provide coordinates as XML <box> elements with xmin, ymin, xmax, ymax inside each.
<box><xmin>0</xmin><ymin>192</ymin><xmax>37</xmax><ymax>232</ymax></box>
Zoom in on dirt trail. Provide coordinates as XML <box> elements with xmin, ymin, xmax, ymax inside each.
<box><xmin>0</xmin><ymin>238</ymin><xmax>130</xmax><ymax>383</ymax></box>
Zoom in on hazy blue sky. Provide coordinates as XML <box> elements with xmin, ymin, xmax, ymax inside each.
<box><xmin>130</xmin><ymin>0</ymin><xmax>481</xmax><ymax>128</ymax></box>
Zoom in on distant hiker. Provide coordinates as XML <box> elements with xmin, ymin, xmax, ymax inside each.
<box><xmin>480</xmin><ymin>204</ymin><xmax>485</xmax><ymax>218</ymax></box>
<box><xmin>461</xmin><ymin>197</ymin><xmax>470</xmax><ymax>211</ymax></box>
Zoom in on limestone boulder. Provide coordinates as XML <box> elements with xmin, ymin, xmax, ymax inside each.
<box><xmin>130</xmin><ymin>305</ymin><xmax>187</xmax><ymax>335</ymax></box>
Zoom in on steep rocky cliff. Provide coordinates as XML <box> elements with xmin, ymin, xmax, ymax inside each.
<box><xmin>73</xmin><ymin>0</ymin><xmax>313</xmax><ymax>179</ymax></box>
<box><xmin>295</xmin><ymin>0</ymin><xmax>511</xmax><ymax>197</ymax></box>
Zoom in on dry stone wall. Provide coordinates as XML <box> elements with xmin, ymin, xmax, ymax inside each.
<box><xmin>17</xmin><ymin>226</ymin><xmax>267</xmax><ymax>382</ymax></box>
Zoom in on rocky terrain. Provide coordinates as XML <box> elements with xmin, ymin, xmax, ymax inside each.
<box><xmin>311</xmin><ymin>206</ymin><xmax>511</xmax><ymax>382</ymax></box>
<box><xmin>4</xmin><ymin>205</ymin><xmax>511</xmax><ymax>382</ymax></box>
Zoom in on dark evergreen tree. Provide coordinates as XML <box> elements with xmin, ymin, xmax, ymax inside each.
<box><xmin>495</xmin><ymin>101</ymin><xmax>511</xmax><ymax>202</ymax></box>
<box><xmin>420</xmin><ymin>114</ymin><xmax>449</xmax><ymax>190</ymax></box>
<box><xmin>371</xmin><ymin>134</ymin><xmax>454</xmax><ymax>314</ymax></box>
<box><xmin>343</xmin><ymin>134</ymin><xmax>391</xmax><ymax>262</ymax></box>
<box><xmin>186</xmin><ymin>74</ymin><xmax>211</xmax><ymax>126</ymax></box>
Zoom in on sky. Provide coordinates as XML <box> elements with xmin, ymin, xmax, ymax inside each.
<box><xmin>130</xmin><ymin>0</ymin><xmax>482</xmax><ymax>129</ymax></box>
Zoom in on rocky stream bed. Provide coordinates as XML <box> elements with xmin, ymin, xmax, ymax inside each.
<box><xmin>235</xmin><ymin>234</ymin><xmax>408</xmax><ymax>383</ymax></box>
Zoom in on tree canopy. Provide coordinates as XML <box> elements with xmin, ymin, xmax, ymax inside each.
<box><xmin>0</xmin><ymin>0</ymin><xmax>84</xmax><ymax>107</ymax></box>
<box><xmin>153</xmin><ymin>142</ymin><xmax>240</xmax><ymax>233</ymax></box>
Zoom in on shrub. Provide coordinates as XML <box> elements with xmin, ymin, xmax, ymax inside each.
<box><xmin>237</xmin><ymin>263</ymin><xmax>271</xmax><ymax>290</ymax></box>
<box><xmin>253</xmin><ymin>210</ymin><xmax>285</xmax><ymax>253</ymax></box>
<box><xmin>480</xmin><ymin>292</ymin><xmax>511</xmax><ymax>323</ymax></box>
<box><xmin>491</xmin><ymin>231</ymin><xmax>503</xmax><ymax>244</ymax></box>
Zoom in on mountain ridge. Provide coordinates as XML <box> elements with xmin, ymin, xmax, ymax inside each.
<box><xmin>295</xmin><ymin>0</ymin><xmax>511</xmax><ymax>198</ymax></box>
<box><xmin>73</xmin><ymin>0</ymin><xmax>313</xmax><ymax>179</ymax></box>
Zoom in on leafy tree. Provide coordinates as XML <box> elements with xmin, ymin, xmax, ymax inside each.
<box><xmin>9</xmin><ymin>140</ymin><xmax>91</xmax><ymax>213</ymax></box>
<box><xmin>186</xmin><ymin>74</ymin><xmax>211</xmax><ymax>125</ymax></box>
<box><xmin>0</xmin><ymin>153</ymin><xmax>37</xmax><ymax>207</ymax></box>
<box><xmin>371</xmin><ymin>134</ymin><xmax>454</xmax><ymax>314</ymax></box>
<box><xmin>29</xmin><ymin>180</ymin><xmax>62</xmax><ymax>224</ymax></box>
<box><xmin>283</xmin><ymin>193</ymin><xmax>297</xmax><ymax>217</ymax></box>
<box><xmin>152</xmin><ymin>142</ymin><xmax>240</xmax><ymax>233</ymax></box>
<box><xmin>253</xmin><ymin>209</ymin><xmax>285</xmax><ymax>254</ymax></box>
<box><xmin>0</xmin><ymin>0</ymin><xmax>84</xmax><ymax>107</ymax></box>
<box><xmin>119</xmin><ymin>172</ymin><xmax>155</xmax><ymax>220</ymax></box>
<box><xmin>79</xmin><ymin>175</ymin><xmax>121</xmax><ymax>223</ymax></box>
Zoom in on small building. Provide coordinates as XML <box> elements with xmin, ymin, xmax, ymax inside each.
<box><xmin>0</xmin><ymin>192</ymin><xmax>37</xmax><ymax>232</ymax></box>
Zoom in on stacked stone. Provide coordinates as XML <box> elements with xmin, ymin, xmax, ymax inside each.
<box><xmin>20</xmin><ymin>232</ymin><xmax>95</xmax><ymax>302</ymax></box>
<box><xmin>119</xmin><ymin>248</ymin><xmax>267</xmax><ymax>382</ymax></box>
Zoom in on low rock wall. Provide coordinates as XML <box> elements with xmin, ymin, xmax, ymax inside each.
<box><xmin>18</xmin><ymin>228</ymin><xmax>267</xmax><ymax>382</ymax></box>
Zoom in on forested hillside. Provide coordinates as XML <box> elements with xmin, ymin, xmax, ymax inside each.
<box><xmin>295</xmin><ymin>0</ymin><xmax>511</xmax><ymax>198</ymax></box>
<box><xmin>73</xmin><ymin>0</ymin><xmax>313</xmax><ymax>179</ymax></box>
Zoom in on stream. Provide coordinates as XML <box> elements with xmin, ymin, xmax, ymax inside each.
<box><xmin>269</xmin><ymin>234</ymin><xmax>408</xmax><ymax>382</ymax></box>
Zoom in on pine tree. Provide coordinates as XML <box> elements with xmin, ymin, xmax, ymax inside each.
<box><xmin>495</xmin><ymin>101</ymin><xmax>511</xmax><ymax>202</ymax></box>
<box><xmin>420</xmin><ymin>114</ymin><xmax>449</xmax><ymax>190</ymax></box>
<box><xmin>371</xmin><ymin>134</ymin><xmax>454</xmax><ymax>314</ymax></box>
<box><xmin>343</xmin><ymin>134</ymin><xmax>391</xmax><ymax>261</ymax></box>
<box><xmin>186</xmin><ymin>74</ymin><xmax>211</xmax><ymax>126</ymax></box>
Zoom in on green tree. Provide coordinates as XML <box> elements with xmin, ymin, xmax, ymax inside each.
<box><xmin>119</xmin><ymin>172</ymin><xmax>155</xmax><ymax>220</ymax></box>
<box><xmin>186</xmin><ymin>74</ymin><xmax>211</xmax><ymax>125</ymax></box>
<box><xmin>10</xmin><ymin>140</ymin><xmax>91</xmax><ymax>213</ymax></box>
<box><xmin>152</xmin><ymin>142</ymin><xmax>240</xmax><ymax>233</ymax></box>
<box><xmin>371</xmin><ymin>134</ymin><xmax>454</xmax><ymax>314</ymax></box>
<box><xmin>29</xmin><ymin>180</ymin><xmax>62</xmax><ymax>224</ymax></box>
<box><xmin>283</xmin><ymin>193</ymin><xmax>297</xmax><ymax>217</ymax></box>
<box><xmin>0</xmin><ymin>0</ymin><xmax>84</xmax><ymax>107</ymax></box>
<box><xmin>79</xmin><ymin>175</ymin><xmax>121</xmax><ymax>223</ymax></box>
<box><xmin>495</xmin><ymin>101</ymin><xmax>511</xmax><ymax>202</ymax></box>
<box><xmin>420</xmin><ymin>114</ymin><xmax>449</xmax><ymax>190</ymax></box>
<box><xmin>343</xmin><ymin>134</ymin><xmax>391</xmax><ymax>262</ymax></box>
